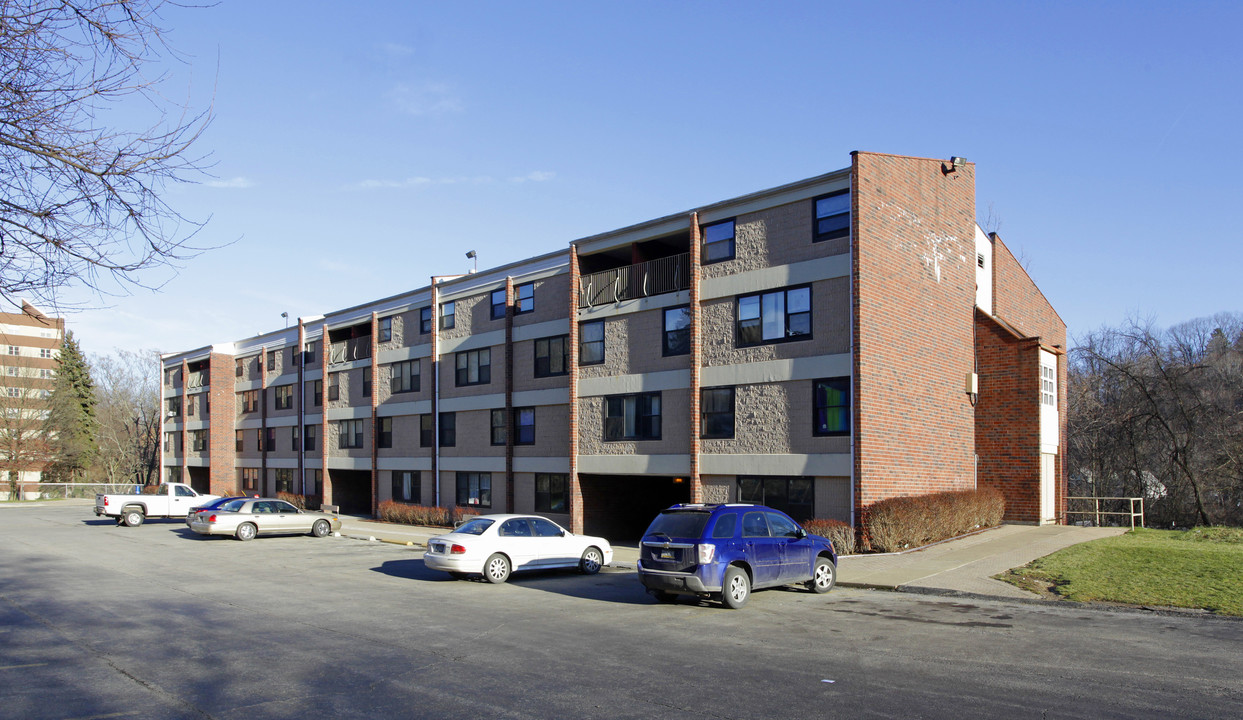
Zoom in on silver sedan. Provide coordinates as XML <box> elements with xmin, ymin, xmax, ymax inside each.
<box><xmin>188</xmin><ymin>498</ymin><xmax>341</xmax><ymax>541</ymax></box>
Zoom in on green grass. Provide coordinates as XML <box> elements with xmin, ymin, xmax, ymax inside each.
<box><xmin>997</xmin><ymin>527</ymin><xmax>1243</xmax><ymax>616</ymax></box>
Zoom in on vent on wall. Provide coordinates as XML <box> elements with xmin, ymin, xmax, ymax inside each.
<box><xmin>977</xmin><ymin>254</ymin><xmax>986</xmax><ymax>269</ymax></box>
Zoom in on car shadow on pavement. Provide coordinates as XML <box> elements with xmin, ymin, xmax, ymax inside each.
<box><xmin>372</xmin><ymin>560</ymin><xmax>654</xmax><ymax>604</ymax></box>
<box><xmin>373</xmin><ymin>558</ymin><xmax>466</xmax><ymax>582</ymax></box>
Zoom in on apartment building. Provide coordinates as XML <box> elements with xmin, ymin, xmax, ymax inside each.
<box><xmin>1</xmin><ymin>301</ymin><xmax>65</xmax><ymax>496</ymax></box>
<box><xmin>160</xmin><ymin>152</ymin><xmax>1066</xmax><ymax>539</ymax></box>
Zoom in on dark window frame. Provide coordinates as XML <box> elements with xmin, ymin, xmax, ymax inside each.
<box><xmin>303</xmin><ymin>424</ymin><xmax>317</xmax><ymax>452</ymax></box>
<box><xmin>312</xmin><ymin>380</ymin><xmax>323</xmax><ymax>407</ymax></box>
<box><xmin>514</xmin><ymin>406</ymin><xmax>535</xmax><ymax>445</ymax></box>
<box><xmin>441</xmin><ymin>301</ymin><xmax>455</xmax><ymax>330</ymax></box>
<box><xmin>337</xmin><ymin>419</ymin><xmax>364</xmax><ymax>449</ymax></box>
<box><xmin>455</xmin><ymin>348</ymin><xmax>491</xmax><ymax>386</ymax></box>
<box><xmin>362</xmin><ymin>367</ymin><xmax>372</xmax><ymax>398</ymax></box>
<box><xmin>392</xmin><ymin>470</ymin><xmax>420</xmax><ymax>503</ymax></box>
<box><xmin>420</xmin><ymin>414</ymin><xmax>434</xmax><ymax>447</ymax></box>
<box><xmin>534</xmin><ymin>335</ymin><xmax>569</xmax><ymax>378</ymax></box>
<box><xmin>491</xmin><ymin>289</ymin><xmax>507</xmax><ymax>320</ymax></box>
<box><xmin>490</xmin><ymin>409</ymin><xmax>506</xmax><ymax>446</ymax></box>
<box><xmin>663</xmin><ymin>305</ymin><xmax>690</xmax><ymax>357</ymax></box>
<box><xmin>515</xmin><ymin>282</ymin><xmax>534</xmax><ymax>314</ymax></box>
<box><xmin>389</xmin><ymin>359</ymin><xmax>420</xmax><ymax>394</ymax></box>
<box><xmin>455</xmin><ymin>472</ymin><xmax>491</xmax><ymax>508</ymax></box>
<box><xmin>813</xmin><ymin>189</ymin><xmax>851</xmax><ymax>242</ymax></box>
<box><xmin>812</xmin><ymin>377</ymin><xmax>851</xmax><ymax>436</ymax></box>
<box><xmin>738</xmin><ymin>476</ymin><xmax>815</xmax><ymax>522</ymax></box>
<box><xmin>327</xmin><ymin>372</ymin><xmax>340</xmax><ymax>401</ymax></box>
<box><xmin>701</xmin><ymin>386</ymin><xmax>735</xmax><ymax>439</ymax></box>
<box><xmin>534</xmin><ymin>473</ymin><xmax>567</xmax><ymax>513</ymax></box>
<box><xmin>420</xmin><ymin>307</ymin><xmax>432</xmax><ymax>334</ymax></box>
<box><xmin>735</xmin><ymin>285</ymin><xmax>813</xmax><ymax>347</ymax></box>
<box><xmin>439</xmin><ymin>412</ymin><xmax>455</xmax><ymax>447</ymax></box>
<box><xmin>702</xmin><ymin>218</ymin><xmax>736</xmax><ymax>263</ymax></box>
<box><xmin>603</xmin><ymin>392</ymin><xmax>662</xmax><ymax>441</ymax></box>
<box><xmin>378</xmin><ymin>316</ymin><xmax>393</xmax><ymax>343</ymax></box>
<box><xmin>378</xmin><ymin>416</ymin><xmax>392</xmax><ymax>448</ymax></box>
<box><xmin>580</xmin><ymin>320</ymin><xmax>605</xmax><ymax>366</ymax></box>
<box><xmin>274</xmin><ymin>384</ymin><xmax>293</xmax><ymax>410</ymax></box>
<box><xmin>235</xmin><ymin>430</ymin><xmax>243</xmax><ymax>452</ymax></box>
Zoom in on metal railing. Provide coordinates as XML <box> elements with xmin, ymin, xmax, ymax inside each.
<box><xmin>1065</xmin><ymin>496</ymin><xmax>1145</xmax><ymax>529</ymax></box>
<box><xmin>579</xmin><ymin>253</ymin><xmax>689</xmax><ymax>308</ymax></box>
<box><xmin>186</xmin><ymin>371</ymin><xmax>207</xmax><ymax>388</ymax></box>
<box><xmin>2</xmin><ymin>483</ymin><xmax>141</xmax><ymax>501</ymax></box>
<box><xmin>329</xmin><ymin>337</ymin><xmax>372</xmax><ymax>364</ymax></box>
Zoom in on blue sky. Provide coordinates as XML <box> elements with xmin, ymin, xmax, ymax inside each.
<box><xmin>56</xmin><ymin>1</ymin><xmax>1243</xmax><ymax>356</ymax></box>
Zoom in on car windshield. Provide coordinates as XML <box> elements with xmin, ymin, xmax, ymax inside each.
<box><xmin>645</xmin><ymin>511</ymin><xmax>711</xmax><ymax>539</ymax></box>
<box><xmin>454</xmin><ymin>518</ymin><xmax>495</xmax><ymax>536</ymax></box>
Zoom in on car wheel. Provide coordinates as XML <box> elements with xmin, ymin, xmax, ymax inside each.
<box><xmin>579</xmin><ymin>546</ymin><xmax>604</xmax><ymax>574</ymax></box>
<box><xmin>484</xmin><ymin>554</ymin><xmax>511</xmax><ymax>584</ymax></box>
<box><xmin>651</xmin><ymin>590</ymin><xmax>678</xmax><ymax>604</ymax></box>
<box><xmin>235</xmin><ymin>522</ymin><xmax>257</xmax><ymax>541</ymax></box>
<box><xmin>311</xmin><ymin>519</ymin><xmax>331</xmax><ymax>538</ymax></box>
<box><xmin>808</xmin><ymin>556</ymin><xmax>837</xmax><ymax>594</ymax></box>
<box><xmin>721</xmin><ymin>566</ymin><xmax>750</xmax><ymax>609</ymax></box>
<box><xmin>122</xmin><ymin>509</ymin><xmax>145</xmax><ymax>527</ymax></box>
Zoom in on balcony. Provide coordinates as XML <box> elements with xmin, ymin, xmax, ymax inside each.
<box><xmin>578</xmin><ymin>253</ymin><xmax>689</xmax><ymax>308</ymax></box>
<box><xmin>329</xmin><ymin>337</ymin><xmax>371</xmax><ymax>364</ymax></box>
<box><xmin>186</xmin><ymin>370</ymin><xmax>207</xmax><ymax>389</ymax></box>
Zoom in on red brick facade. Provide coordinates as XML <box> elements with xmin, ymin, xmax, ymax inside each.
<box><xmin>852</xmin><ymin>152</ymin><xmax>980</xmax><ymax>520</ymax></box>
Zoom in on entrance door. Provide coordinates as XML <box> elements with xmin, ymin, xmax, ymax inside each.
<box><xmin>1040</xmin><ymin>453</ymin><xmax>1057</xmax><ymax>524</ymax></box>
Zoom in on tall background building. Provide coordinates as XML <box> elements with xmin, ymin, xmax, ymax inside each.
<box><xmin>0</xmin><ymin>301</ymin><xmax>64</xmax><ymax>499</ymax></box>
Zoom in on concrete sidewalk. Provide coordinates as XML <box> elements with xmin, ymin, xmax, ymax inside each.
<box><xmin>337</xmin><ymin>516</ymin><xmax>1126</xmax><ymax>602</ymax></box>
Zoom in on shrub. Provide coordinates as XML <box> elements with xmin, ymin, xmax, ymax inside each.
<box><xmin>865</xmin><ymin>487</ymin><xmax>1006</xmax><ymax>553</ymax></box>
<box><xmin>377</xmin><ymin>501</ymin><xmax>458</xmax><ymax>527</ymax></box>
<box><xmin>803</xmin><ymin>518</ymin><xmax>856</xmax><ymax>555</ymax></box>
<box><xmin>277</xmin><ymin>492</ymin><xmax>306</xmax><ymax>510</ymax></box>
<box><xmin>141</xmin><ymin>484</ymin><xmax>162</xmax><ymax>495</ymax></box>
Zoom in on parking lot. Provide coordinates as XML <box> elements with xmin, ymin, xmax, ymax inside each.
<box><xmin>2</xmin><ymin>504</ymin><xmax>1241</xmax><ymax>719</ymax></box>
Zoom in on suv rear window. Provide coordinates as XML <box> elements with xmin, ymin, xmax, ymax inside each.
<box><xmin>646</xmin><ymin>511</ymin><xmax>710</xmax><ymax>538</ymax></box>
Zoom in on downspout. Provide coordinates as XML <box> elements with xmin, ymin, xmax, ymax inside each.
<box><xmin>297</xmin><ymin>320</ymin><xmax>305</xmax><ymax>496</ymax></box>
<box><xmin>430</xmin><ymin>277</ymin><xmax>441</xmax><ymax>508</ymax></box>
<box><xmin>848</xmin><ymin>156</ymin><xmax>858</xmax><ymax>531</ymax></box>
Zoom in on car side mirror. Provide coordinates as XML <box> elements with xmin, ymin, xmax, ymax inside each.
<box><xmin>797</xmin><ymin>528</ymin><xmax>807</xmax><ymax>539</ymax></box>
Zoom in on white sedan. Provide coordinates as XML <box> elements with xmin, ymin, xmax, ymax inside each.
<box><xmin>424</xmin><ymin>514</ymin><xmax>613</xmax><ymax>583</ymax></box>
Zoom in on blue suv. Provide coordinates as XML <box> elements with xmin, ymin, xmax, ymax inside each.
<box><xmin>637</xmin><ymin>503</ymin><xmax>838</xmax><ymax>609</ymax></box>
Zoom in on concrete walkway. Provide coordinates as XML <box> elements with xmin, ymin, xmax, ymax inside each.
<box><xmin>337</xmin><ymin>516</ymin><xmax>1126</xmax><ymax>602</ymax></box>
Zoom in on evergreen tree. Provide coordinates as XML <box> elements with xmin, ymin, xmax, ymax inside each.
<box><xmin>44</xmin><ymin>332</ymin><xmax>98</xmax><ymax>482</ymax></box>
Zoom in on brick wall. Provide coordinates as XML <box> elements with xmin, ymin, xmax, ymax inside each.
<box><xmin>974</xmin><ymin>312</ymin><xmax>1042</xmax><ymax>521</ymax></box>
<box><xmin>853</xmin><ymin>152</ymin><xmax>979</xmax><ymax>518</ymax></box>
<box><xmin>206</xmin><ymin>352</ymin><xmax>238</xmax><ymax>495</ymax></box>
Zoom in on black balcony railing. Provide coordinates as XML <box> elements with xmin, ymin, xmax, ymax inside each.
<box><xmin>329</xmin><ymin>337</ymin><xmax>371</xmax><ymax>364</ymax></box>
<box><xmin>578</xmin><ymin>253</ymin><xmax>689</xmax><ymax>308</ymax></box>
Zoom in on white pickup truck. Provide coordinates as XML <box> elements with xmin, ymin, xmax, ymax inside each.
<box><xmin>95</xmin><ymin>483</ymin><xmax>219</xmax><ymax>527</ymax></box>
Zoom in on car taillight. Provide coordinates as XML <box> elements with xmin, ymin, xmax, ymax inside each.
<box><xmin>697</xmin><ymin>543</ymin><xmax>716</xmax><ymax>564</ymax></box>
<box><xmin>450</xmin><ymin>544</ymin><xmax>466</xmax><ymax>554</ymax></box>
<box><xmin>208</xmin><ymin>514</ymin><xmax>217</xmax><ymax>523</ymax></box>
<box><xmin>103</xmin><ymin>497</ymin><xmax>109</xmax><ymax>506</ymax></box>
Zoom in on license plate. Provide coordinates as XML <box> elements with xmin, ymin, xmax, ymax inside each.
<box><xmin>659</xmin><ymin>550</ymin><xmax>674</xmax><ymax>560</ymax></box>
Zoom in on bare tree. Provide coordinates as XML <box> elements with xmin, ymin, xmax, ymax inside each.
<box><xmin>0</xmin><ymin>348</ymin><xmax>52</xmax><ymax>499</ymax></box>
<box><xmin>0</xmin><ymin>1</ymin><xmax>213</xmax><ymax>307</ymax></box>
<box><xmin>91</xmin><ymin>349</ymin><xmax>160</xmax><ymax>486</ymax></box>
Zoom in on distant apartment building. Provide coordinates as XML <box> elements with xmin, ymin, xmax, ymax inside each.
<box><xmin>160</xmin><ymin>152</ymin><xmax>1067</xmax><ymax>539</ymax></box>
<box><xmin>1</xmin><ymin>302</ymin><xmax>65</xmax><ymax>496</ymax></box>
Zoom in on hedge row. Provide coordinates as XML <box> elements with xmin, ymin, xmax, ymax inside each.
<box><xmin>377</xmin><ymin>500</ymin><xmax>480</xmax><ymax>527</ymax></box>
<box><xmin>865</xmin><ymin>487</ymin><xmax>1005</xmax><ymax>553</ymax></box>
<box><xmin>802</xmin><ymin>518</ymin><xmax>858</xmax><ymax>556</ymax></box>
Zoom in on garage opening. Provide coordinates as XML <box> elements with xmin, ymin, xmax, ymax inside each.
<box><xmin>187</xmin><ymin>466</ymin><xmax>211</xmax><ymax>495</ymax></box>
<box><xmin>328</xmin><ymin>470</ymin><xmax>373</xmax><ymax>515</ymax></box>
<box><xmin>579</xmin><ymin>474</ymin><xmax>691</xmax><ymax>543</ymax></box>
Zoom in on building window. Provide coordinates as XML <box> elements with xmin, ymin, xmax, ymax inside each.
<box><xmin>455</xmin><ymin>348</ymin><xmax>491</xmax><ymax>386</ymax></box>
<box><xmin>456</xmin><ymin>472</ymin><xmax>491</xmax><ymax>508</ymax></box>
<box><xmin>420</xmin><ymin>307</ymin><xmax>432</xmax><ymax>334</ymax></box>
<box><xmin>5</xmin><ymin>366</ymin><xmax>16</xmax><ymax>377</ymax></box>
<box><xmin>813</xmin><ymin>377</ymin><xmax>850</xmax><ymax>436</ymax></box>
<box><xmin>739</xmin><ymin>476</ymin><xmax>814</xmax><ymax>522</ymax></box>
<box><xmin>237</xmin><ymin>390</ymin><xmax>257</xmax><ymax>413</ymax></box>
<box><xmin>515</xmin><ymin>282</ymin><xmax>534</xmax><ymax>314</ymax></box>
<box><xmin>491</xmin><ymin>289</ymin><xmax>507</xmax><ymax>320</ymax></box>
<box><xmin>275</xmin><ymin>468</ymin><xmax>293</xmax><ymax>494</ymax></box>
<box><xmin>255</xmin><ymin>429</ymin><xmax>264</xmax><ymax>452</ymax></box>
<box><xmin>580</xmin><ymin>320</ymin><xmax>604</xmax><ymax>366</ymax></box>
<box><xmin>814</xmin><ymin>190</ymin><xmax>850</xmax><ymax>242</ymax></box>
<box><xmin>737</xmin><ymin>286</ymin><xmax>811</xmax><ymax>346</ymax></box>
<box><xmin>167</xmin><ymin>397</ymin><xmax>181</xmax><ymax>417</ymax></box>
<box><xmin>1041</xmin><ymin>364</ymin><xmax>1057</xmax><ymax>407</ymax></box>
<box><xmin>7</xmin><ymin>346</ymin><xmax>17</xmax><ymax>355</ymax></box>
<box><xmin>490</xmin><ymin>409</ymin><xmax>506</xmax><ymax>446</ymax></box>
<box><xmin>389</xmin><ymin>359</ymin><xmax>419</xmax><ymax>393</ymax></box>
<box><xmin>378</xmin><ymin>316</ymin><xmax>392</xmax><ymax>343</ymax></box>
<box><xmin>303</xmin><ymin>424</ymin><xmax>317</xmax><ymax>452</ymax></box>
<box><xmin>393</xmin><ymin>470</ymin><xmax>419</xmax><ymax>503</ymax></box>
<box><xmin>701</xmin><ymin>387</ymin><xmax>735</xmax><ymax>439</ymax></box>
<box><xmin>378</xmin><ymin>417</ymin><xmax>393</xmax><ymax>448</ymax></box>
<box><xmin>291</xmin><ymin>425</ymin><xmax>299</xmax><ymax>451</ymax></box>
<box><xmin>7</xmin><ymin>387</ymin><xmax>19</xmax><ymax>398</ymax></box>
<box><xmin>304</xmin><ymin>340</ymin><xmax>318</xmax><ymax>365</ymax></box>
<box><xmin>439</xmin><ymin>412</ymin><xmax>455</xmax><ymax>447</ymax></box>
<box><xmin>514</xmin><ymin>407</ymin><xmax>535</xmax><ymax>445</ymax></box>
<box><xmin>267</xmin><ymin>353</ymin><xmax>275</xmax><ymax>371</ymax></box>
<box><xmin>39</xmin><ymin>348</ymin><xmax>52</xmax><ymax>359</ymax></box>
<box><xmin>702</xmin><ymin>218</ymin><xmax>735</xmax><ymax>263</ymax></box>
<box><xmin>604</xmin><ymin>392</ymin><xmax>661</xmax><ymax>441</ymax></box>
<box><xmin>420</xmin><ymin>414</ymin><xmax>434</xmax><ymax>447</ymax></box>
<box><xmin>441</xmin><ymin>301</ymin><xmax>455</xmax><ymax>330</ymax></box>
<box><xmin>327</xmin><ymin>372</ymin><xmax>340</xmax><ymax>401</ymax></box>
<box><xmin>663</xmin><ymin>305</ymin><xmax>690</xmax><ymax>356</ymax></box>
<box><xmin>338</xmin><ymin>419</ymin><xmax>364</xmax><ymax>449</ymax></box>
<box><xmin>534</xmin><ymin>335</ymin><xmax>568</xmax><ymax>377</ymax></box>
<box><xmin>307</xmin><ymin>469</ymin><xmax>322</xmax><ymax>498</ymax></box>
<box><xmin>264</xmin><ymin>427</ymin><xmax>276</xmax><ymax>451</ymax></box>
<box><xmin>240</xmin><ymin>468</ymin><xmax>259</xmax><ymax>493</ymax></box>
<box><xmin>312</xmin><ymin>379</ymin><xmax>323</xmax><ymax>407</ymax></box>
<box><xmin>191</xmin><ymin>430</ymin><xmax>207</xmax><ymax>452</ymax></box>
<box><xmin>235</xmin><ymin>430</ymin><xmax>244</xmax><ymax>452</ymax></box>
<box><xmin>535</xmin><ymin>473</ymin><xmax>567</xmax><ymax>513</ymax></box>
<box><xmin>362</xmin><ymin>367</ymin><xmax>372</xmax><ymax>397</ymax></box>
<box><xmin>275</xmin><ymin>384</ymin><xmax>293</xmax><ymax>410</ymax></box>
